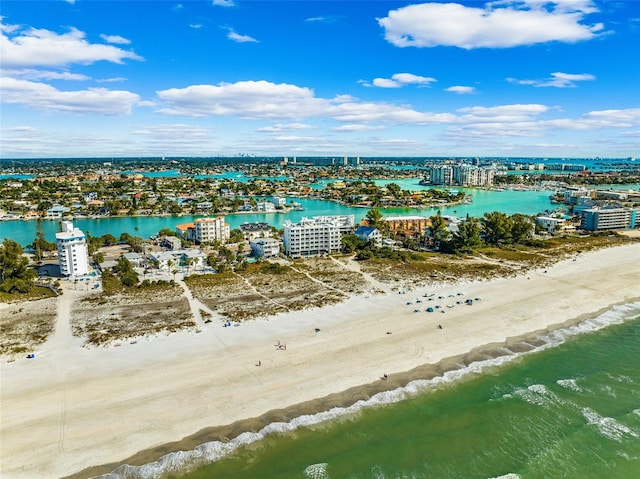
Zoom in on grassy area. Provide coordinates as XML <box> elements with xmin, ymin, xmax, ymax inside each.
<box><xmin>0</xmin><ymin>286</ymin><xmax>58</xmax><ymax>304</ymax></box>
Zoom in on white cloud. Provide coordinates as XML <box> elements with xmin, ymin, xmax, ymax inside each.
<box><xmin>445</xmin><ymin>86</ymin><xmax>476</xmax><ymax>94</ymax></box>
<box><xmin>7</xmin><ymin>69</ymin><xmax>90</xmax><ymax>81</ymax></box>
<box><xmin>1</xmin><ymin>76</ymin><xmax>140</xmax><ymax>115</ymax></box>
<box><xmin>332</xmin><ymin>124</ymin><xmax>386</xmax><ymax>132</ymax></box>
<box><xmin>95</xmin><ymin>77</ymin><xmax>127</xmax><ymax>83</ymax></box>
<box><xmin>305</xmin><ymin>16</ymin><xmax>342</xmax><ymax>23</ymax></box>
<box><xmin>157</xmin><ymin>80</ymin><xmax>324</xmax><ymax>118</ymax></box>
<box><xmin>545</xmin><ymin>108</ymin><xmax>640</xmax><ymax>129</ymax></box>
<box><xmin>378</xmin><ymin>1</ymin><xmax>603</xmax><ymax>49</ymax></box>
<box><xmin>369</xmin><ymin>72</ymin><xmax>437</xmax><ymax>88</ymax></box>
<box><xmin>257</xmin><ymin>123</ymin><xmax>315</xmax><ymax>132</ymax></box>
<box><xmin>156</xmin><ymin>80</ymin><xmax>457</xmax><ymax>125</ymax></box>
<box><xmin>224</xmin><ymin>28</ymin><xmax>258</xmax><ymax>43</ymax></box>
<box><xmin>213</xmin><ymin>0</ymin><xmax>235</xmax><ymax>7</ymax></box>
<box><xmin>372</xmin><ymin>78</ymin><xmax>402</xmax><ymax>88</ymax></box>
<box><xmin>99</xmin><ymin>34</ymin><xmax>131</xmax><ymax>45</ymax></box>
<box><xmin>507</xmin><ymin>71</ymin><xmax>596</xmax><ymax>87</ymax></box>
<box><xmin>0</xmin><ymin>20</ymin><xmax>143</xmax><ymax>68</ymax></box>
<box><xmin>190</xmin><ymin>24</ymin><xmax>203</xmax><ymax>29</ymax></box>
<box><xmin>458</xmin><ymin>104</ymin><xmax>550</xmax><ymax>122</ymax></box>
<box><xmin>133</xmin><ymin>124</ymin><xmax>212</xmax><ymax>139</ymax></box>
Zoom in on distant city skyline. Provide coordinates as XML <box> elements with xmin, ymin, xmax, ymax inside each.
<box><xmin>1</xmin><ymin>0</ymin><xmax>639</xmax><ymax>159</ymax></box>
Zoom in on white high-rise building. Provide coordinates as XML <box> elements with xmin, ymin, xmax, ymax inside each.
<box><xmin>56</xmin><ymin>221</ymin><xmax>89</xmax><ymax>277</ymax></box>
<box><xmin>283</xmin><ymin>215</ymin><xmax>354</xmax><ymax>258</ymax></box>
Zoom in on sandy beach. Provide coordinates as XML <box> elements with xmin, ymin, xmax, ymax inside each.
<box><xmin>1</xmin><ymin>243</ymin><xmax>639</xmax><ymax>479</ymax></box>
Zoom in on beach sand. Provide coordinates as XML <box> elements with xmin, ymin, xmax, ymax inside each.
<box><xmin>1</xmin><ymin>243</ymin><xmax>639</xmax><ymax>478</ymax></box>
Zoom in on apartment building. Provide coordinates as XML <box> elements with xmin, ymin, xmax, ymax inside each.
<box><xmin>427</xmin><ymin>164</ymin><xmax>495</xmax><ymax>186</ymax></box>
<box><xmin>176</xmin><ymin>216</ymin><xmax>230</xmax><ymax>244</ymax></box>
<box><xmin>580</xmin><ymin>206</ymin><xmax>636</xmax><ymax>231</ymax></box>
<box><xmin>283</xmin><ymin>216</ymin><xmax>351</xmax><ymax>257</ymax></box>
<box><xmin>56</xmin><ymin>221</ymin><xmax>89</xmax><ymax>277</ymax></box>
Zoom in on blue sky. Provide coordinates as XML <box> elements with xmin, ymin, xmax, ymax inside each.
<box><xmin>1</xmin><ymin>0</ymin><xmax>639</xmax><ymax>159</ymax></box>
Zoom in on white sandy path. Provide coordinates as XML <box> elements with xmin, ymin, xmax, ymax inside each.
<box><xmin>1</xmin><ymin>244</ymin><xmax>639</xmax><ymax>479</ymax></box>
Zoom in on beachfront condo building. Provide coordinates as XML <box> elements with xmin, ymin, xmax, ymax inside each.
<box><xmin>176</xmin><ymin>216</ymin><xmax>230</xmax><ymax>244</ymax></box>
<box><xmin>580</xmin><ymin>206</ymin><xmax>636</xmax><ymax>231</ymax></box>
<box><xmin>283</xmin><ymin>216</ymin><xmax>350</xmax><ymax>257</ymax></box>
<box><xmin>56</xmin><ymin>221</ymin><xmax>90</xmax><ymax>277</ymax></box>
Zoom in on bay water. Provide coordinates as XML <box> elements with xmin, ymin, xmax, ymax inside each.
<box><xmin>3</xmin><ymin>187</ymin><xmax>557</xmax><ymax>247</ymax></box>
<box><xmin>104</xmin><ymin>303</ymin><xmax>640</xmax><ymax>479</ymax></box>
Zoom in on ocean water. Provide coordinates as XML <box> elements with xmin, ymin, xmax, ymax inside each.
<box><xmin>101</xmin><ymin>303</ymin><xmax>640</xmax><ymax>479</ymax></box>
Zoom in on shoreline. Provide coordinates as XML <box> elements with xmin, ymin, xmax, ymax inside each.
<box><xmin>1</xmin><ymin>243</ymin><xmax>639</xmax><ymax>479</ymax></box>
<box><xmin>67</xmin><ymin>299</ymin><xmax>640</xmax><ymax>479</ymax></box>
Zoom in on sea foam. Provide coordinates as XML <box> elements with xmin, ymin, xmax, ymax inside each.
<box><xmin>95</xmin><ymin>301</ymin><xmax>640</xmax><ymax>479</ymax></box>
<box><xmin>582</xmin><ymin>407</ymin><xmax>639</xmax><ymax>442</ymax></box>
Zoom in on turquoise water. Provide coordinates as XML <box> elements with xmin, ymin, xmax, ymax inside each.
<box><xmin>103</xmin><ymin>303</ymin><xmax>640</xmax><ymax>479</ymax></box>
<box><xmin>1</xmin><ymin>189</ymin><xmax>557</xmax><ymax>247</ymax></box>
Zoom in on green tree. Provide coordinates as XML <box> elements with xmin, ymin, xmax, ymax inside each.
<box><xmin>386</xmin><ymin>182</ymin><xmax>402</xmax><ymax>198</ymax></box>
<box><xmin>31</xmin><ymin>222</ymin><xmax>56</xmax><ymax>262</ymax></box>
<box><xmin>481</xmin><ymin>211</ymin><xmax>512</xmax><ymax>246</ymax></box>
<box><xmin>101</xmin><ymin>233</ymin><xmax>118</xmax><ymax>246</ymax></box>
<box><xmin>115</xmin><ymin>256</ymin><xmax>138</xmax><ymax>287</ymax></box>
<box><xmin>510</xmin><ymin>214</ymin><xmax>534</xmax><ymax>244</ymax></box>
<box><xmin>0</xmin><ymin>239</ymin><xmax>36</xmax><ymax>293</ymax></box>
<box><xmin>93</xmin><ymin>251</ymin><xmax>105</xmax><ymax>264</ymax></box>
<box><xmin>365</xmin><ymin>208</ymin><xmax>384</xmax><ymax>230</ymax></box>
<box><xmin>428</xmin><ymin>210</ymin><xmax>451</xmax><ymax>250</ymax></box>
<box><xmin>448</xmin><ymin>217</ymin><xmax>483</xmax><ymax>253</ymax></box>
<box><xmin>229</xmin><ymin>228</ymin><xmax>244</xmax><ymax>243</ymax></box>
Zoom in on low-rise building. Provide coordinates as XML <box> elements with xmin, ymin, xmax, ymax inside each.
<box><xmin>250</xmin><ymin>237</ymin><xmax>280</xmax><ymax>258</ymax></box>
<box><xmin>256</xmin><ymin>201</ymin><xmax>276</xmax><ymax>212</ymax></box>
<box><xmin>161</xmin><ymin>236</ymin><xmax>182</xmax><ymax>250</ymax></box>
<box><xmin>536</xmin><ymin>216</ymin><xmax>568</xmax><ymax>234</ymax></box>
<box><xmin>384</xmin><ymin>216</ymin><xmax>431</xmax><ymax>235</ymax></box>
<box><xmin>354</xmin><ymin>225</ymin><xmax>382</xmax><ymax>246</ymax></box>
<box><xmin>239</xmin><ymin>222</ymin><xmax>272</xmax><ymax>241</ymax></box>
<box><xmin>47</xmin><ymin>204</ymin><xmax>70</xmax><ymax>218</ymax></box>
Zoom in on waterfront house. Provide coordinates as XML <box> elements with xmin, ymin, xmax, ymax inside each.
<box><xmin>536</xmin><ymin>216</ymin><xmax>569</xmax><ymax>235</ymax></box>
<box><xmin>354</xmin><ymin>225</ymin><xmax>382</xmax><ymax>247</ymax></box>
<box><xmin>256</xmin><ymin>201</ymin><xmax>276</xmax><ymax>212</ymax></box>
<box><xmin>249</xmin><ymin>237</ymin><xmax>280</xmax><ymax>258</ymax></box>
<box><xmin>46</xmin><ymin>204</ymin><xmax>70</xmax><ymax>219</ymax></box>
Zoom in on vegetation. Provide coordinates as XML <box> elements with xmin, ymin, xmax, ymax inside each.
<box><xmin>0</xmin><ymin>239</ymin><xmax>37</xmax><ymax>294</ymax></box>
